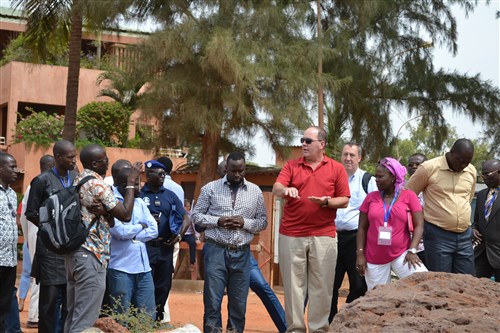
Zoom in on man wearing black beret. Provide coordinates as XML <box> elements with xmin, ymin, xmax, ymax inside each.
<box><xmin>140</xmin><ymin>160</ymin><xmax>189</xmax><ymax>324</ymax></box>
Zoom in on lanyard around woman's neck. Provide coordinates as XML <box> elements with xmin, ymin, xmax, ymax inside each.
<box><xmin>382</xmin><ymin>189</ymin><xmax>399</xmax><ymax>227</ymax></box>
<box><xmin>52</xmin><ymin>167</ymin><xmax>70</xmax><ymax>188</ymax></box>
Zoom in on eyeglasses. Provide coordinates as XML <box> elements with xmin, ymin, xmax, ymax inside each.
<box><xmin>407</xmin><ymin>163</ymin><xmax>420</xmax><ymax>168</ymax></box>
<box><xmin>300</xmin><ymin>137</ymin><xmax>322</xmax><ymax>144</ymax></box>
<box><xmin>481</xmin><ymin>170</ymin><xmax>499</xmax><ymax>178</ymax></box>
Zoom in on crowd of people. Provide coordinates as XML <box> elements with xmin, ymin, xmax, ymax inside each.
<box><xmin>0</xmin><ymin>130</ymin><xmax>498</xmax><ymax>333</ymax></box>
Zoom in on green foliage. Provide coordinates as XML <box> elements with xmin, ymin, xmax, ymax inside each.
<box><xmin>321</xmin><ymin>0</ymin><xmax>500</xmax><ymax>162</ymax></box>
<box><xmin>77</xmin><ymin>102</ymin><xmax>133</xmax><ymax>147</ymax></box>
<box><xmin>101</xmin><ymin>298</ymin><xmax>157</xmax><ymax>333</ymax></box>
<box><xmin>0</xmin><ymin>33</ymin><xmax>112</xmax><ymax>70</ymax></box>
<box><xmin>13</xmin><ymin>108</ymin><xmax>64</xmax><ymax>146</ymax></box>
<box><xmin>0</xmin><ymin>33</ymin><xmax>68</xmax><ymax>66</ymax></box>
<box><xmin>127</xmin><ymin>125</ymin><xmax>157</xmax><ymax>149</ymax></box>
<box><xmin>98</xmin><ymin>64</ymin><xmax>147</xmax><ymax>109</ymax></box>
<box><xmin>132</xmin><ymin>0</ymin><xmax>347</xmax><ymax>183</ymax></box>
<box><xmin>12</xmin><ymin>0</ymin><xmax>136</xmax><ymax>142</ymax></box>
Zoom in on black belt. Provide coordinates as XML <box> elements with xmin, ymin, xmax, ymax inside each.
<box><xmin>337</xmin><ymin>229</ymin><xmax>358</xmax><ymax>235</ymax></box>
<box><xmin>146</xmin><ymin>238</ymin><xmax>168</xmax><ymax>248</ymax></box>
<box><xmin>205</xmin><ymin>238</ymin><xmax>249</xmax><ymax>251</ymax></box>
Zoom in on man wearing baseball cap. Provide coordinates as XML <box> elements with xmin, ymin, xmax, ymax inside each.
<box><xmin>140</xmin><ymin>160</ymin><xmax>189</xmax><ymax>324</ymax></box>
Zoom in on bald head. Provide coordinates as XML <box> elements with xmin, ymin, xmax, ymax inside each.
<box><xmin>0</xmin><ymin>153</ymin><xmax>17</xmax><ymax>186</ymax></box>
<box><xmin>53</xmin><ymin>140</ymin><xmax>75</xmax><ymax>157</ymax></box>
<box><xmin>451</xmin><ymin>139</ymin><xmax>474</xmax><ymax>155</ymax></box>
<box><xmin>0</xmin><ymin>152</ymin><xmax>14</xmax><ymax>165</ymax></box>
<box><xmin>482</xmin><ymin>159</ymin><xmax>500</xmax><ymax>189</ymax></box>
<box><xmin>483</xmin><ymin>159</ymin><xmax>500</xmax><ymax>170</ymax></box>
<box><xmin>111</xmin><ymin>159</ymin><xmax>132</xmax><ymax>185</ymax></box>
<box><xmin>40</xmin><ymin>155</ymin><xmax>55</xmax><ymax>173</ymax></box>
<box><xmin>447</xmin><ymin>138</ymin><xmax>474</xmax><ymax>173</ymax></box>
<box><xmin>80</xmin><ymin>144</ymin><xmax>105</xmax><ymax>169</ymax></box>
<box><xmin>52</xmin><ymin>140</ymin><xmax>76</xmax><ymax>172</ymax></box>
<box><xmin>79</xmin><ymin>144</ymin><xmax>109</xmax><ymax>176</ymax></box>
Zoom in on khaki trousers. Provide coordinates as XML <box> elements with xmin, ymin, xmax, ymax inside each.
<box><xmin>279</xmin><ymin>234</ymin><xmax>337</xmax><ymax>333</ymax></box>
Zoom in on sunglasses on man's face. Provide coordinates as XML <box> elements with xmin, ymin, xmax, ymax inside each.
<box><xmin>481</xmin><ymin>170</ymin><xmax>499</xmax><ymax>178</ymax></box>
<box><xmin>300</xmin><ymin>137</ymin><xmax>322</xmax><ymax>145</ymax></box>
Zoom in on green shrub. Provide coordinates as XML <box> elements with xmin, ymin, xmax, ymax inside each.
<box><xmin>13</xmin><ymin>108</ymin><xmax>64</xmax><ymax>146</ymax></box>
<box><xmin>101</xmin><ymin>297</ymin><xmax>160</xmax><ymax>333</ymax></box>
<box><xmin>77</xmin><ymin>101</ymin><xmax>133</xmax><ymax>147</ymax></box>
<box><xmin>1</xmin><ymin>33</ymin><xmax>112</xmax><ymax>70</ymax></box>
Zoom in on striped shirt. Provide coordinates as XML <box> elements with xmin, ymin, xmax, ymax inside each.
<box><xmin>192</xmin><ymin>177</ymin><xmax>267</xmax><ymax>246</ymax></box>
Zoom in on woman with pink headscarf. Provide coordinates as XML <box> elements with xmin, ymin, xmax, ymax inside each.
<box><xmin>356</xmin><ymin>157</ymin><xmax>427</xmax><ymax>289</ymax></box>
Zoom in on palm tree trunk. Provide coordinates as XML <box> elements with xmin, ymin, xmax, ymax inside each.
<box><xmin>62</xmin><ymin>1</ymin><xmax>82</xmax><ymax>142</ymax></box>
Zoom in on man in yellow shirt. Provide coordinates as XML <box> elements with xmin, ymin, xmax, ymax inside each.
<box><xmin>406</xmin><ymin>139</ymin><xmax>476</xmax><ymax>274</ymax></box>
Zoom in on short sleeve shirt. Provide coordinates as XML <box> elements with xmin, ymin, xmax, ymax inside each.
<box><xmin>76</xmin><ymin>169</ymin><xmax>117</xmax><ymax>265</ymax></box>
<box><xmin>406</xmin><ymin>155</ymin><xmax>476</xmax><ymax>232</ymax></box>
<box><xmin>360</xmin><ymin>189</ymin><xmax>422</xmax><ymax>264</ymax></box>
<box><xmin>276</xmin><ymin>155</ymin><xmax>350</xmax><ymax>237</ymax></box>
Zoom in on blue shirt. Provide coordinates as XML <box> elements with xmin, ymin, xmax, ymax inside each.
<box><xmin>192</xmin><ymin>177</ymin><xmax>268</xmax><ymax>246</ymax></box>
<box><xmin>140</xmin><ymin>184</ymin><xmax>186</xmax><ymax>239</ymax></box>
<box><xmin>163</xmin><ymin>176</ymin><xmax>184</xmax><ymax>203</ymax></box>
<box><xmin>109</xmin><ymin>186</ymin><xmax>158</xmax><ymax>274</ymax></box>
<box><xmin>335</xmin><ymin>168</ymin><xmax>377</xmax><ymax>231</ymax></box>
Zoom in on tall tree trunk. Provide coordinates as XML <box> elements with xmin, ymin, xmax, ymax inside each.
<box><xmin>194</xmin><ymin>130</ymin><xmax>220</xmax><ymax>200</ymax></box>
<box><xmin>62</xmin><ymin>1</ymin><xmax>82</xmax><ymax>142</ymax></box>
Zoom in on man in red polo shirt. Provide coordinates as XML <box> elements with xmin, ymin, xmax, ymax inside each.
<box><xmin>273</xmin><ymin>126</ymin><xmax>350</xmax><ymax>333</ymax></box>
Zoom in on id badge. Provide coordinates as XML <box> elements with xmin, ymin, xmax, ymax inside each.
<box><xmin>154</xmin><ymin>200</ymin><xmax>161</xmax><ymax>207</ymax></box>
<box><xmin>377</xmin><ymin>226</ymin><xmax>392</xmax><ymax>246</ymax></box>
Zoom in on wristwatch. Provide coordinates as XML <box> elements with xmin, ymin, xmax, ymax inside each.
<box><xmin>321</xmin><ymin>199</ymin><xmax>329</xmax><ymax>207</ymax></box>
<box><xmin>408</xmin><ymin>248</ymin><xmax>417</xmax><ymax>254</ymax></box>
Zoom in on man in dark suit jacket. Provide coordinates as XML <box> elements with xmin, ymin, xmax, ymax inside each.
<box><xmin>472</xmin><ymin>159</ymin><xmax>500</xmax><ymax>280</ymax></box>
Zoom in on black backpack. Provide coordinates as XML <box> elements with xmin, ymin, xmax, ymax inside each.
<box><xmin>362</xmin><ymin>172</ymin><xmax>373</xmax><ymax>194</ymax></box>
<box><xmin>37</xmin><ymin>175</ymin><xmax>97</xmax><ymax>254</ymax></box>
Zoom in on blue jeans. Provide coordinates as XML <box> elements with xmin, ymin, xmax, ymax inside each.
<box><xmin>424</xmin><ymin>222</ymin><xmax>475</xmax><ymax>274</ymax></box>
<box><xmin>182</xmin><ymin>234</ymin><xmax>197</xmax><ymax>264</ymax></box>
<box><xmin>249</xmin><ymin>256</ymin><xmax>287</xmax><ymax>333</ymax></box>
<box><xmin>19</xmin><ymin>242</ymin><xmax>32</xmax><ymax>299</ymax></box>
<box><xmin>107</xmin><ymin>269</ymin><xmax>156</xmax><ymax>319</ymax></box>
<box><xmin>203</xmin><ymin>242</ymin><xmax>250</xmax><ymax>333</ymax></box>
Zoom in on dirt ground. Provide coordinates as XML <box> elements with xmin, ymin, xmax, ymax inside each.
<box><xmin>18</xmin><ymin>283</ymin><xmax>347</xmax><ymax>333</ymax></box>
<box><xmin>18</xmin><ymin>289</ymin><xmax>284</xmax><ymax>333</ymax></box>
